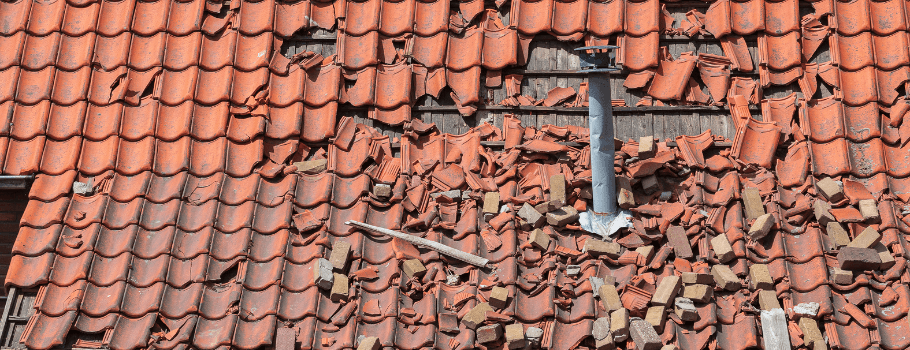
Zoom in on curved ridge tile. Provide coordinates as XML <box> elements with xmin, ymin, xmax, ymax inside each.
<box><xmin>73</xmin><ymin>312</ymin><xmax>118</xmax><ymax>333</ymax></box>
<box><xmin>243</xmin><ymin>257</ymin><xmax>284</xmax><ymax>291</ymax></box>
<box><xmin>160</xmin><ymin>283</ymin><xmax>204</xmax><ymax>319</ymax></box>
<box><xmin>167</xmin><ymin>254</ymin><xmax>209</xmax><ymax>288</ymax></box>
<box><xmin>128</xmin><ymin>255</ymin><xmax>169</xmax><ymax>287</ymax></box>
<box><xmin>120</xmin><ymin>281</ymin><xmax>165</xmax><ymax>317</ymax></box>
<box><xmin>88</xmin><ymin>252</ymin><xmax>131</xmax><ymax>286</ymax></box>
<box><xmin>215</xmin><ymin>201</ymin><xmax>255</xmax><ymax>232</ymax></box>
<box><xmin>248</xmin><ymin>229</ymin><xmax>288</xmax><ymax>262</ymax></box>
<box><xmin>172</xmin><ymin>226</ymin><xmax>214</xmax><ymax>259</ymax></box>
<box><xmin>21</xmin><ymin>311</ymin><xmax>77</xmax><ymax>350</ymax></box>
<box><xmin>49</xmin><ymin>251</ymin><xmax>93</xmax><ymax>286</ymax></box>
<box><xmin>39</xmin><ymin>280</ymin><xmax>86</xmax><ymax>317</ymax></box>
<box><xmin>108</xmin><ymin>313</ymin><xmax>157</xmax><ymax>350</ymax></box>
<box><xmin>193</xmin><ymin>314</ymin><xmax>238</xmax><ymax>350</ymax></box>
<box><xmin>5</xmin><ymin>252</ymin><xmax>55</xmax><ymax>288</ymax></box>
<box><xmin>238</xmin><ymin>284</ymin><xmax>279</xmax><ymax>321</ymax></box>
<box><xmin>251</xmin><ymin>199</ymin><xmax>293</xmax><ymax>234</ymax></box>
<box><xmin>200</xmin><ymin>282</ymin><xmax>242</xmax><ymax>319</ymax></box>
<box><xmin>56</xmin><ymin>223</ymin><xmax>101</xmax><ymax>257</ymax></box>
<box><xmin>103</xmin><ymin>197</ymin><xmax>145</xmax><ymax>229</ymax></box>
<box><xmin>786</xmin><ymin>256</ymin><xmax>829</xmax><ymax>292</ymax></box>
<box><xmin>177</xmin><ymin>199</ymin><xmax>218</xmax><ymax>232</ymax></box>
<box><xmin>22</xmin><ymin>197</ymin><xmax>69</xmax><ymax>228</ymax></box>
<box><xmin>139</xmin><ymin>199</ymin><xmax>180</xmax><ymax>231</ymax></box>
<box><xmin>29</xmin><ymin>171</ymin><xmax>77</xmax><ymax>201</ymax></box>
<box><xmin>80</xmin><ymin>280</ymin><xmax>126</xmax><ymax>316</ymax></box>
<box><xmin>13</xmin><ymin>225</ymin><xmax>62</xmax><ymax>257</ymax></box>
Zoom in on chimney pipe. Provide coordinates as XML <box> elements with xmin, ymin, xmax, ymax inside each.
<box><xmin>575</xmin><ymin>45</ymin><xmax>631</xmax><ymax>237</ymax></box>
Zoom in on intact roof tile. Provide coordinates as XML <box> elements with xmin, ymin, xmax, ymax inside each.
<box><xmin>274</xmin><ymin>0</ymin><xmax>310</xmax><ymax>37</ymax></box>
<box><xmin>0</xmin><ymin>0</ymin><xmax>30</xmax><ymax>35</ymax></box>
<box><xmin>168</xmin><ymin>0</ymin><xmax>205</xmax><ymax>35</ymax></box>
<box><xmin>238</xmin><ymin>0</ymin><xmax>275</xmax><ymax>35</ymax></box>
<box><xmin>21</xmin><ymin>312</ymin><xmax>76</xmax><ymax>350</ymax></box>
<box><xmin>414</xmin><ymin>0</ymin><xmax>448</xmax><ymax>36</ymax></box>
<box><xmin>0</xmin><ymin>32</ymin><xmax>25</xmax><ymax>70</ymax></box>
<box><xmin>96</xmin><ymin>0</ymin><xmax>137</xmax><ymax>37</ymax></box>
<box><xmin>60</xmin><ymin>2</ymin><xmax>99</xmax><ymax>36</ymax></box>
<box><xmin>108</xmin><ymin>314</ymin><xmax>158</xmax><ymax>350</ymax></box>
<box><xmin>132</xmin><ymin>0</ymin><xmax>171</xmax><ymax>36</ymax></box>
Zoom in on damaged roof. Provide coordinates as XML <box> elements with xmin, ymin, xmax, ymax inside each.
<box><xmin>3</xmin><ymin>0</ymin><xmax>910</xmax><ymax>349</ymax></box>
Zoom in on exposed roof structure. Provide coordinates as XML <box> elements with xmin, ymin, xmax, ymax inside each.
<box><xmin>3</xmin><ymin>0</ymin><xmax>910</xmax><ymax>349</ymax></box>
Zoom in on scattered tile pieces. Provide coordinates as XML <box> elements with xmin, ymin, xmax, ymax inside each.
<box><xmin>838</xmin><ymin>247</ymin><xmax>882</xmax><ymax>270</ymax></box>
<box><xmin>357</xmin><ymin>337</ymin><xmax>381</xmax><ymax>350</ymax></box>
<box><xmin>816</xmin><ymin>177</ymin><xmax>845</xmax><ymax>202</ymax></box>
<box><xmin>638</xmin><ymin>136</ymin><xmax>657</xmax><ymax>159</ymax></box>
<box><xmin>742</xmin><ymin>187</ymin><xmax>765</xmax><ymax>220</ymax></box>
<box><xmin>315</xmin><ymin>258</ymin><xmax>335</xmax><ymax>290</ymax></box>
<box><xmin>402</xmin><ymin>259</ymin><xmax>427</xmax><ymax>280</ymax></box>
<box><xmin>748</xmin><ymin>213</ymin><xmax>774</xmax><ymax>240</ymax></box>
<box><xmin>610</xmin><ymin>309</ymin><xmax>630</xmax><ymax>342</ymax></box>
<box><xmin>650</xmin><ymin>275</ymin><xmax>681</xmax><ymax>306</ymax></box>
<box><xmin>759</xmin><ymin>309</ymin><xmax>791</xmax><ymax>349</ymax></box>
<box><xmin>546</xmin><ymin>206</ymin><xmax>579</xmax><ymax>226</ymax></box>
<box><xmin>328</xmin><ymin>241</ymin><xmax>351</xmax><ymax>271</ymax></box>
<box><xmin>518</xmin><ymin>203</ymin><xmax>545</xmax><ymax>228</ymax></box>
<box><xmin>711</xmin><ymin>265</ymin><xmax>741</xmax><ymax>291</ymax></box>
<box><xmin>476</xmin><ymin>324</ymin><xmax>503</xmax><ymax>343</ymax></box>
<box><xmin>462</xmin><ymin>303</ymin><xmax>493</xmax><ymax>329</ymax></box>
<box><xmin>629</xmin><ymin>317</ymin><xmax>662</xmax><ymax>350</ymax></box>
<box><xmin>584</xmin><ymin>239</ymin><xmax>622</xmax><ymax>258</ymax></box>
<box><xmin>826</xmin><ymin>222</ymin><xmax>851</xmax><ymax>248</ymax></box>
<box><xmin>674</xmin><ymin>297</ymin><xmax>698</xmax><ymax>321</ymax></box>
<box><xmin>505</xmin><ymin>324</ymin><xmax>526</xmax><ymax>349</ymax></box>
<box><xmin>296</xmin><ymin>159</ymin><xmax>327</xmax><ymax>174</ymax></box>
<box><xmin>331</xmin><ymin>273</ymin><xmax>349</xmax><ymax>302</ymax></box>
<box><xmin>858</xmin><ymin>199</ymin><xmax>879</xmax><ymax>221</ymax></box>
<box><xmin>749</xmin><ymin>264</ymin><xmax>773</xmax><ymax>290</ymax></box>
<box><xmin>793</xmin><ymin>302</ymin><xmax>820</xmax><ymax>318</ymax></box>
<box><xmin>710</xmin><ymin>233</ymin><xmax>735</xmax><ymax>263</ymax></box>
<box><xmin>489</xmin><ymin>286</ymin><xmax>509</xmax><ymax>309</ymax></box>
<box><xmin>599</xmin><ymin>284</ymin><xmax>624</xmax><ymax>312</ymax></box>
<box><xmin>682</xmin><ymin>284</ymin><xmax>713</xmax><ymax>303</ymax></box>
<box><xmin>848</xmin><ymin>227</ymin><xmax>882</xmax><ymax>249</ymax></box>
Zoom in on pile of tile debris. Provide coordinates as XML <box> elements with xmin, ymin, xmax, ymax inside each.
<box><xmin>284</xmin><ymin>112</ymin><xmax>909</xmax><ymax>350</ymax></box>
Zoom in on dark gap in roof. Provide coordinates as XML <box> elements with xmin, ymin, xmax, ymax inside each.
<box><xmin>140</xmin><ymin>78</ymin><xmax>155</xmax><ymax>101</ymax></box>
<box><xmin>209</xmin><ymin>261</ymin><xmax>240</xmax><ymax>284</ymax></box>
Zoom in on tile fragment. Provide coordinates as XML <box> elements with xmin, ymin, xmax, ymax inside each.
<box><xmin>749</xmin><ymin>264</ymin><xmax>773</xmax><ymax>290</ymax></box>
<box><xmin>629</xmin><ymin>317</ymin><xmax>661</xmax><ymax>350</ymax></box>
<box><xmin>759</xmin><ymin>309</ymin><xmax>791</xmax><ymax>349</ymax></box>
<box><xmin>710</xmin><ymin>233</ymin><xmax>735</xmax><ymax>263</ymax></box>
<box><xmin>816</xmin><ymin>177</ymin><xmax>845</xmax><ymax>202</ymax></box>
<box><xmin>650</xmin><ymin>275</ymin><xmax>681</xmax><ymax>306</ymax></box>
<box><xmin>674</xmin><ymin>297</ymin><xmax>698</xmax><ymax>321</ymax></box>
<box><xmin>682</xmin><ymin>284</ymin><xmax>712</xmax><ymax>303</ymax></box>
<box><xmin>546</xmin><ymin>206</ymin><xmax>579</xmax><ymax>226</ymax></box>
<box><xmin>847</xmin><ymin>227</ymin><xmax>881</xmax><ymax>248</ymax></box>
<box><xmin>711</xmin><ymin>265</ymin><xmax>741</xmax><ymax>291</ymax></box>
<box><xmin>837</xmin><ymin>247</ymin><xmax>882</xmax><ymax>270</ymax></box>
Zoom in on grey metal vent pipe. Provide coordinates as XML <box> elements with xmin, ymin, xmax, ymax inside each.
<box><xmin>575</xmin><ymin>46</ymin><xmax>631</xmax><ymax>237</ymax></box>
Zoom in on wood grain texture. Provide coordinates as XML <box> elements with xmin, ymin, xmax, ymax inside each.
<box><xmin>282</xmin><ymin>3</ymin><xmax>825</xmax><ymax>141</ymax></box>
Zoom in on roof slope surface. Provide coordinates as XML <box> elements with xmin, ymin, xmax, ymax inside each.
<box><xmin>2</xmin><ymin>0</ymin><xmax>910</xmax><ymax>349</ymax></box>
